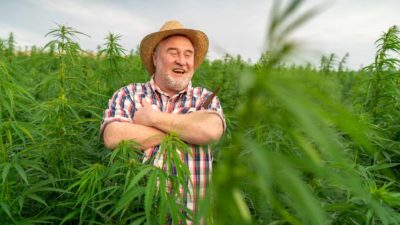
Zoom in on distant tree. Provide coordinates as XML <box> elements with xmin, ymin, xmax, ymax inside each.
<box><xmin>363</xmin><ymin>25</ymin><xmax>400</xmax><ymax>119</ymax></box>
<box><xmin>0</xmin><ymin>38</ymin><xmax>5</xmax><ymax>56</ymax></box>
<box><xmin>6</xmin><ymin>32</ymin><xmax>16</xmax><ymax>59</ymax></box>
<box><xmin>99</xmin><ymin>33</ymin><xmax>126</xmax><ymax>78</ymax></box>
<box><xmin>338</xmin><ymin>53</ymin><xmax>350</xmax><ymax>72</ymax></box>
<box><xmin>320</xmin><ymin>53</ymin><xmax>336</xmax><ymax>74</ymax></box>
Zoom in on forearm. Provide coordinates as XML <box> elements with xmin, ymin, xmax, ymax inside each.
<box><xmin>103</xmin><ymin>121</ymin><xmax>165</xmax><ymax>150</ymax></box>
<box><xmin>150</xmin><ymin>111</ymin><xmax>223</xmax><ymax>145</ymax></box>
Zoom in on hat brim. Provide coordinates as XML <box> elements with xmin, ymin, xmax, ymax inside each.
<box><xmin>140</xmin><ymin>28</ymin><xmax>209</xmax><ymax>75</ymax></box>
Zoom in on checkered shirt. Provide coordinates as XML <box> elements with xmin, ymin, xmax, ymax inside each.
<box><xmin>100</xmin><ymin>77</ymin><xmax>225</xmax><ymax>224</ymax></box>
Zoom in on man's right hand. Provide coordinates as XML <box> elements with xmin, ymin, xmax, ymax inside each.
<box><xmin>134</xmin><ymin>100</ymin><xmax>161</xmax><ymax>127</ymax></box>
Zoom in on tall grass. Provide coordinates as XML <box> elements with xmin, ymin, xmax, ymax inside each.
<box><xmin>0</xmin><ymin>0</ymin><xmax>400</xmax><ymax>224</ymax></box>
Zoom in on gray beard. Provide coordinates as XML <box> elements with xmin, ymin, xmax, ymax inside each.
<box><xmin>163</xmin><ymin>74</ymin><xmax>191</xmax><ymax>92</ymax></box>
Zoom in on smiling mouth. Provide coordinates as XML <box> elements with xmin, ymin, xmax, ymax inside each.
<box><xmin>172</xmin><ymin>68</ymin><xmax>186</xmax><ymax>74</ymax></box>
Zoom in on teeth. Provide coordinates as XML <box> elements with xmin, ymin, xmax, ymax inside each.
<box><xmin>173</xmin><ymin>69</ymin><xmax>185</xmax><ymax>74</ymax></box>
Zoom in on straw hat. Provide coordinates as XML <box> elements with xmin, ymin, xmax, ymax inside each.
<box><xmin>140</xmin><ymin>20</ymin><xmax>209</xmax><ymax>75</ymax></box>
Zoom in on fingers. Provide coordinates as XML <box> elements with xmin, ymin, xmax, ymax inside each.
<box><xmin>151</xmin><ymin>104</ymin><xmax>160</xmax><ymax>111</ymax></box>
<box><xmin>140</xmin><ymin>98</ymin><xmax>160</xmax><ymax>111</ymax></box>
<box><xmin>142</xmin><ymin>99</ymin><xmax>151</xmax><ymax>106</ymax></box>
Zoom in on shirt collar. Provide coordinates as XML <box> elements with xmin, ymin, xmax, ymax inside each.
<box><xmin>150</xmin><ymin>75</ymin><xmax>192</xmax><ymax>98</ymax></box>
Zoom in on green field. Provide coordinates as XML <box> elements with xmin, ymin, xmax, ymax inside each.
<box><xmin>1</xmin><ymin>2</ymin><xmax>400</xmax><ymax>225</ymax></box>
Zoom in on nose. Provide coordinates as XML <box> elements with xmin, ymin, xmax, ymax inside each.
<box><xmin>175</xmin><ymin>53</ymin><xmax>185</xmax><ymax>65</ymax></box>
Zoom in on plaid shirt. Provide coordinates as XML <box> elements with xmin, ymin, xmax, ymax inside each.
<box><xmin>100</xmin><ymin>77</ymin><xmax>225</xmax><ymax>223</ymax></box>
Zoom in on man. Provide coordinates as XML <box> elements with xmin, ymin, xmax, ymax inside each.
<box><xmin>100</xmin><ymin>20</ymin><xmax>225</xmax><ymax>222</ymax></box>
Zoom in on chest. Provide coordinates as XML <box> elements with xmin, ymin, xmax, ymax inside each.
<box><xmin>132</xmin><ymin>85</ymin><xmax>207</xmax><ymax>114</ymax></box>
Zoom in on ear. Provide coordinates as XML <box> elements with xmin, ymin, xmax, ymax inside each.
<box><xmin>152</xmin><ymin>51</ymin><xmax>157</xmax><ymax>67</ymax></box>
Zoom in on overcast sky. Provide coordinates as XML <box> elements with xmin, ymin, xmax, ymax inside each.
<box><xmin>0</xmin><ymin>0</ymin><xmax>399</xmax><ymax>69</ymax></box>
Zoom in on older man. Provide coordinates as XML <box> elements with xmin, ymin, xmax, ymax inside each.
<box><xmin>100</xmin><ymin>20</ymin><xmax>225</xmax><ymax>222</ymax></box>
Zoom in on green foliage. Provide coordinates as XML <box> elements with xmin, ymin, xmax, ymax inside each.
<box><xmin>99</xmin><ymin>33</ymin><xmax>126</xmax><ymax>77</ymax></box>
<box><xmin>5</xmin><ymin>32</ymin><xmax>16</xmax><ymax>61</ymax></box>
<box><xmin>363</xmin><ymin>25</ymin><xmax>400</xmax><ymax>121</ymax></box>
<box><xmin>338</xmin><ymin>52</ymin><xmax>350</xmax><ymax>72</ymax></box>
<box><xmin>1</xmin><ymin>1</ymin><xmax>400</xmax><ymax>224</ymax></box>
<box><xmin>320</xmin><ymin>53</ymin><xmax>337</xmax><ymax>74</ymax></box>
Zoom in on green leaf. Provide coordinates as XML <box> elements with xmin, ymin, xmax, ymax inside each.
<box><xmin>232</xmin><ymin>188</ymin><xmax>252</xmax><ymax>223</ymax></box>
<box><xmin>126</xmin><ymin>165</ymin><xmax>154</xmax><ymax>191</ymax></box>
<box><xmin>145</xmin><ymin>170</ymin><xmax>158</xmax><ymax>225</ymax></box>
<box><xmin>2</xmin><ymin>162</ymin><xmax>11</xmax><ymax>184</ymax></box>
<box><xmin>15</xmin><ymin>216</ymin><xmax>59</xmax><ymax>225</ymax></box>
<box><xmin>112</xmin><ymin>186</ymin><xmax>145</xmax><ymax>217</ymax></box>
<box><xmin>14</xmin><ymin>163</ymin><xmax>29</xmax><ymax>184</ymax></box>
<box><xmin>129</xmin><ymin>216</ymin><xmax>146</xmax><ymax>225</ymax></box>
<box><xmin>367</xmin><ymin>163</ymin><xmax>400</xmax><ymax>171</ymax></box>
<box><xmin>60</xmin><ymin>209</ymin><xmax>80</xmax><ymax>225</ymax></box>
<box><xmin>0</xmin><ymin>202</ymin><xmax>15</xmax><ymax>223</ymax></box>
<box><xmin>27</xmin><ymin>194</ymin><xmax>48</xmax><ymax>207</ymax></box>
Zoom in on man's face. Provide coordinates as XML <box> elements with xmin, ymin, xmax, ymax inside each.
<box><xmin>152</xmin><ymin>35</ymin><xmax>195</xmax><ymax>96</ymax></box>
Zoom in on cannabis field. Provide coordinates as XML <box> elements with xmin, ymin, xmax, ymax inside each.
<box><xmin>1</xmin><ymin>2</ymin><xmax>400</xmax><ymax>225</ymax></box>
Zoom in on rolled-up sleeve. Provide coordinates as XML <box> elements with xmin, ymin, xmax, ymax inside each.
<box><xmin>100</xmin><ymin>87</ymin><xmax>135</xmax><ymax>139</ymax></box>
<box><xmin>204</xmin><ymin>95</ymin><xmax>226</xmax><ymax>133</ymax></box>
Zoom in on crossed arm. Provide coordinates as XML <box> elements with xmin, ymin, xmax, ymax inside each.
<box><xmin>103</xmin><ymin>100</ymin><xmax>224</xmax><ymax>150</ymax></box>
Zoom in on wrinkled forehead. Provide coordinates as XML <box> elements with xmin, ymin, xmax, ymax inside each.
<box><xmin>154</xmin><ymin>35</ymin><xmax>194</xmax><ymax>52</ymax></box>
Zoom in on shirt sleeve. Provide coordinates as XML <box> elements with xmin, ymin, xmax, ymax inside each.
<box><xmin>204</xmin><ymin>95</ymin><xmax>226</xmax><ymax>132</ymax></box>
<box><xmin>100</xmin><ymin>87</ymin><xmax>135</xmax><ymax>140</ymax></box>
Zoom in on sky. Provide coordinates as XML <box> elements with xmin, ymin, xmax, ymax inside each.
<box><xmin>0</xmin><ymin>0</ymin><xmax>399</xmax><ymax>69</ymax></box>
